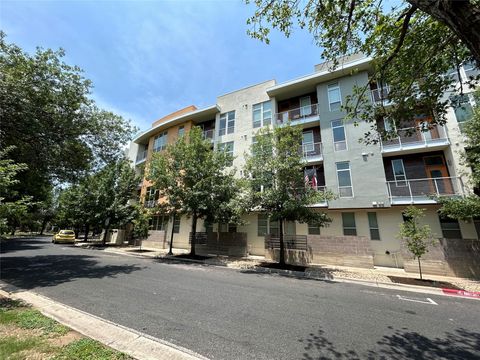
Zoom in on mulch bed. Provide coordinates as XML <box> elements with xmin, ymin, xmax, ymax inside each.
<box><xmin>259</xmin><ymin>262</ymin><xmax>307</xmax><ymax>272</ymax></box>
<box><xmin>174</xmin><ymin>254</ymin><xmax>212</xmax><ymax>261</ymax></box>
<box><xmin>388</xmin><ymin>276</ymin><xmax>463</xmax><ymax>290</ymax></box>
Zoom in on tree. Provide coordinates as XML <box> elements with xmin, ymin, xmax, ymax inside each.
<box><xmin>245</xmin><ymin>124</ymin><xmax>332</xmax><ymax>266</ymax></box>
<box><xmin>147</xmin><ymin>127</ymin><xmax>241</xmax><ymax>256</ymax></box>
<box><xmin>0</xmin><ymin>33</ymin><xmax>137</xmax><ymax>206</ymax></box>
<box><xmin>55</xmin><ymin>158</ymin><xmax>140</xmax><ymax>243</ymax></box>
<box><xmin>398</xmin><ymin>206</ymin><xmax>435</xmax><ymax>280</ymax></box>
<box><xmin>0</xmin><ymin>147</ymin><xmax>33</xmax><ymax>236</ymax></box>
<box><xmin>246</xmin><ymin>1</ymin><xmax>479</xmax><ymax>143</ymax></box>
<box><xmin>439</xmin><ymin>89</ymin><xmax>480</xmax><ymax>220</ymax></box>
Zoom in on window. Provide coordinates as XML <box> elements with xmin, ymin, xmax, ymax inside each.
<box><xmin>368</xmin><ymin>212</ymin><xmax>380</xmax><ymax>240</ymax></box>
<box><xmin>153</xmin><ymin>131</ymin><xmax>168</xmax><ymax>152</ymax></box>
<box><xmin>285</xmin><ymin>221</ymin><xmax>296</xmax><ymax>235</ymax></box>
<box><xmin>308</xmin><ymin>222</ymin><xmax>320</xmax><ymax>235</ymax></box>
<box><xmin>439</xmin><ymin>216</ymin><xmax>462</xmax><ymax>239</ymax></box>
<box><xmin>391</xmin><ymin>159</ymin><xmax>407</xmax><ymax>185</ymax></box>
<box><xmin>219</xmin><ymin>111</ymin><xmax>235</xmax><ymax>136</ymax></box>
<box><xmin>328</xmin><ymin>83</ymin><xmax>342</xmax><ymax>111</ymax></box>
<box><xmin>384</xmin><ymin>118</ymin><xmax>394</xmax><ymax>132</ymax></box>
<box><xmin>269</xmin><ymin>219</ymin><xmax>279</xmax><ymax>237</ymax></box>
<box><xmin>342</xmin><ymin>213</ymin><xmax>357</xmax><ymax>236</ymax></box>
<box><xmin>257</xmin><ymin>214</ymin><xmax>268</xmax><ymax>236</ymax></box>
<box><xmin>450</xmin><ymin>94</ymin><xmax>474</xmax><ymax>124</ymax></box>
<box><xmin>218</xmin><ymin>141</ymin><xmax>234</xmax><ymax>166</ymax></box>
<box><xmin>302</xmin><ymin>131</ymin><xmax>314</xmax><ymax>153</ymax></box>
<box><xmin>178</xmin><ymin>126</ymin><xmax>185</xmax><ymax>137</ymax></box>
<box><xmin>173</xmin><ymin>216</ymin><xmax>181</xmax><ymax>234</ymax></box>
<box><xmin>219</xmin><ymin>223</ymin><xmax>236</xmax><ymax>233</ymax></box>
<box><xmin>145</xmin><ymin>187</ymin><xmax>159</xmax><ymax>207</ymax></box>
<box><xmin>149</xmin><ymin>215</ymin><xmax>168</xmax><ymax>231</ymax></box>
<box><xmin>300</xmin><ymin>96</ymin><xmax>312</xmax><ymax>117</ymax></box>
<box><xmin>336</xmin><ymin>162</ymin><xmax>353</xmax><ymax>197</ymax></box>
<box><xmin>252</xmin><ymin>101</ymin><xmax>272</xmax><ymax>128</ymax></box>
<box><xmin>331</xmin><ymin>120</ymin><xmax>347</xmax><ymax>151</ymax></box>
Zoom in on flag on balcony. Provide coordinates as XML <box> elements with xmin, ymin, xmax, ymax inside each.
<box><xmin>311</xmin><ymin>174</ymin><xmax>318</xmax><ymax>189</ymax></box>
<box><xmin>304</xmin><ymin>174</ymin><xmax>310</xmax><ymax>187</ymax></box>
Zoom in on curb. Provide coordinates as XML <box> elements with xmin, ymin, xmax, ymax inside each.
<box><xmin>0</xmin><ymin>286</ymin><xmax>208</xmax><ymax>360</ymax></box>
<box><xmin>83</xmin><ymin>246</ymin><xmax>480</xmax><ymax>301</ymax></box>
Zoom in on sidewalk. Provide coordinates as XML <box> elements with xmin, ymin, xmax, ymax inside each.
<box><xmin>89</xmin><ymin>245</ymin><xmax>480</xmax><ymax>295</ymax></box>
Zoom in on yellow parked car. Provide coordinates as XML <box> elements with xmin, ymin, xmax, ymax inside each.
<box><xmin>52</xmin><ymin>230</ymin><xmax>76</xmax><ymax>244</ymax></box>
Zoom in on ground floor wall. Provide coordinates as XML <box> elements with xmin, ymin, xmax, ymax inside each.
<box><xmin>142</xmin><ymin>206</ymin><xmax>479</xmax><ymax>278</ymax></box>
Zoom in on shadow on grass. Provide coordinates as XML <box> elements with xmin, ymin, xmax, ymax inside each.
<box><xmin>0</xmin><ymin>254</ymin><xmax>144</xmax><ymax>291</ymax></box>
<box><xmin>300</xmin><ymin>326</ymin><xmax>480</xmax><ymax>360</ymax></box>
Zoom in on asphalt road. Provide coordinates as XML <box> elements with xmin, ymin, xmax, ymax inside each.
<box><xmin>1</xmin><ymin>237</ymin><xmax>479</xmax><ymax>360</ymax></box>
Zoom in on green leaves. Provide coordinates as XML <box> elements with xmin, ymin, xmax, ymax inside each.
<box><xmin>398</xmin><ymin>206</ymin><xmax>435</xmax><ymax>260</ymax></box>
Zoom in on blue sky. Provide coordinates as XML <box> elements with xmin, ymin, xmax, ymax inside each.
<box><xmin>1</xmin><ymin>0</ymin><xmax>323</xmax><ymax>130</ymax></box>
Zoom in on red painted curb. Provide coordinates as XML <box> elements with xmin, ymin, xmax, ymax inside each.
<box><xmin>442</xmin><ymin>288</ymin><xmax>480</xmax><ymax>298</ymax></box>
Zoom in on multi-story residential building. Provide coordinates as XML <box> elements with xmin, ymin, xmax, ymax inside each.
<box><xmin>128</xmin><ymin>55</ymin><xmax>479</xmax><ymax>277</ymax></box>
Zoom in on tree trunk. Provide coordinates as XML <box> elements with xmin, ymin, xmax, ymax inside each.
<box><xmin>84</xmin><ymin>224</ymin><xmax>90</xmax><ymax>242</ymax></box>
<box><xmin>39</xmin><ymin>217</ymin><xmax>48</xmax><ymax>235</ymax></box>
<box><xmin>102</xmin><ymin>224</ymin><xmax>109</xmax><ymax>245</ymax></box>
<box><xmin>279</xmin><ymin>218</ymin><xmax>285</xmax><ymax>266</ymax></box>
<box><xmin>408</xmin><ymin>0</ymin><xmax>480</xmax><ymax>65</ymax></box>
<box><xmin>74</xmin><ymin>227</ymin><xmax>80</xmax><ymax>240</ymax></box>
<box><xmin>418</xmin><ymin>257</ymin><xmax>423</xmax><ymax>280</ymax></box>
<box><xmin>190</xmin><ymin>213</ymin><xmax>197</xmax><ymax>256</ymax></box>
<box><xmin>168</xmin><ymin>213</ymin><xmax>175</xmax><ymax>255</ymax></box>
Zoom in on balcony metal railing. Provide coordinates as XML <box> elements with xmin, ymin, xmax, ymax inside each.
<box><xmin>144</xmin><ymin>200</ymin><xmax>157</xmax><ymax>208</ymax></box>
<box><xmin>371</xmin><ymin>86</ymin><xmax>391</xmax><ymax>105</ymax></box>
<box><xmin>381</xmin><ymin>125</ymin><xmax>449</xmax><ymax>152</ymax></box>
<box><xmin>202</xmin><ymin>129</ymin><xmax>215</xmax><ymax>141</ymax></box>
<box><xmin>300</xmin><ymin>142</ymin><xmax>323</xmax><ymax>161</ymax></box>
<box><xmin>387</xmin><ymin>177</ymin><xmax>464</xmax><ymax>204</ymax></box>
<box><xmin>276</xmin><ymin>103</ymin><xmax>319</xmax><ymax>124</ymax></box>
<box><xmin>135</xmin><ymin>150</ymin><xmax>147</xmax><ymax>164</ymax></box>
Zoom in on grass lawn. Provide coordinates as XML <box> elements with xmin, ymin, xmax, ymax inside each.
<box><xmin>0</xmin><ymin>295</ymin><xmax>131</xmax><ymax>360</ymax></box>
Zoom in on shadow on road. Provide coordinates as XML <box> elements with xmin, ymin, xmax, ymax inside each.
<box><xmin>1</xmin><ymin>254</ymin><xmax>144</xmax><ymax>291</ymax></box>
<box><xmin>299</xmin><ymin>326</ymin><xmax>480</xmax><ymax>359</ymax></box>
<box><xmin>0</xmin><ymin>237</ymin><xmax>46</xmax><ymax>254</ymax></box>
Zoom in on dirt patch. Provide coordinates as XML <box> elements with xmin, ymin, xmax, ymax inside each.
<box><xmin>48</xmin><ymin>330</ymin><xmax>83</xmax><ymax>346</ymax></box>
<box><xmin>387</xmin><ymin>276</ymin><xmax>463</xmax><ymax>289</ymax></box>
<box><xmin>260</xmin><ymin>262</ymin><xmax>307</xmax><ymax>272</ymax></box>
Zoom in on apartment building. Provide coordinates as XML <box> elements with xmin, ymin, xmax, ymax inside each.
<box><xmin>128</xmin><ymin>56</ymin><xmax>479</xmax><ymax>276</ymax></box>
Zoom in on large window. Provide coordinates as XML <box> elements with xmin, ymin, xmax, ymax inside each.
<box><xmin>219</xmin><ymin>111</ymin><xmax>235</xmax><ymax>136</ymax></box>
<box><xmin>342</xmin><ymin>212</ymin><xmax>357</xmax><ymax>236</ymax></box>
<box><xmin>331</xmin><ymin>120</ymin><xmax>347</xmax><ymax>151</ymax></box>
<box><xmin>391</xmin><ymin>159</ymin><xmax>407</xmax><ymax>185</ymax></box>
<box><xmin>218</xmin><ymin>141</ymin><xmax>234</xmax><ymax>166</ymax></box>
<box><xmin>145</xmin><ymin>187</ymin><xmax>159</xmax><ymax>208</ymax></box>
<box><xmin>257</xmin><ymin>214</ymin><xmax>269</xmax><ymax>236</ymax></box>
<box><xmin>178</xmin><ymin>126</ymin><xmax>185</xmax><ymax>137</ymax></box>
<box><xmin>336</xmin><ymin>162</ymin><xmax>353</xmax><ymax>197</ymax></box>
<box><xmin>149</xmin><ymin>215</ymin><xmax>168</xmax><ymax>231</ymax></box>
<box><xmin>173</xmin><ymin>216</ymin><xmax>181</xmax><ymax>234</ymax></box>
<box><xmin>368</xmin><ymin>212</ymin><xmax>380</xmax><ymax>240</ymax></box>
<box><xmin>153</xmin><ymin>132</ymin><xmax>168</xmax><ymax>152</ymax></box>
<box><xmin>253</xmin><ymin>101</ymin><xmax>272</xmax><ymax>128</ymax></box>
<box><xmin>302</xmin><ymin>131</ymin><xmax>315</xmax><ymax>153</ymax></box>
<box><xmin>219</xmin><ymin>223</ymin><xmax>237</xmax><ymax>233</ymax></box>
<box><xmin>328</xmin><ymin>83</ymin><xmax>342</xmax><ymax>111</ymax></box>
<box><xmin>439</xmin><ymin>216</ymin><xmax>462</xmax><ymax>239</ymax></box>
<box><xmin>300</xmin><ymin>96</ymin><xmax>312</xmax><ymax>116</ymax></box>
<box><xmin>450</xmin><ymin>94</ymin><xmax>474</xmax><ymax>124</ymax></box>
<box><xmin>308</xmin><ymin>222</ymin><xmax>320</xmax><ymax>235</ymax></box>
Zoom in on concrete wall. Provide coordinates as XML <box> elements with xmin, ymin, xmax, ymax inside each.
<box><xmin>196</xmin><ymin>232</ymin><xmax>248</xmax><ymax>257</ymax></box>
<box><xmin>317</xmin><ymin>71</ymin><xmax>389</xmax><ymax>209</ymax></box>
<box><xmin>142</xmin><ymin>230</ymin><xmax>166</xmax><ymax>249</ymax></box>
<box><xmin>215</xmin><ymin>80</ymin><xmax>276</xmax><ymax>172</ymax></box>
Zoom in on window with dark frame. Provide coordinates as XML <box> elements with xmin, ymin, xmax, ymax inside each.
<box><xmin>342</xmin><ymin>212</ymin><xmax>357</xmax><ymax>236</ymax></box>
<box><xmin>439</xmin><ymin>216</ymin><xmax>462</xmax><ymax>239</ymax></box>
<box><xmin>368</xmin><ymin>212</ymin><xmax>380</xmax><ymax>240</ymax></box>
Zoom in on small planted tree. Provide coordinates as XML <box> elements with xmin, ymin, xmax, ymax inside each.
<box><xmin>245</xmin><ymin>124</ymin><xmax>332</xmax><ymax>266</ymax></box>
<box><xmin>398</xmin><ymin>206</ymin><xmax>435</xmax><ymax>280</ymax></box>
<box><xmin>148</xmin><ymin>126</ymin><xmax>241</xmax><ymax>256</ymax></box>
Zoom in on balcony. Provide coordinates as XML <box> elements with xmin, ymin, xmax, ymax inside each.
<box><xmin>135</xmin><ymin>150</ymin><xmax>147</xmax><ymax>165</ymax></box>
<box><xmin>371</xmin><ymin>86</ymin><xmax>392</xmax><ymax>106</ymax></box>
<box><xmin>202</xmin><ymin>129</ymin><xmax>215</xmax><ymax>142</ymax></box>
<box><xmin>300</xmin><ymin>142</ymin><xmax>323</xmax><ymax>163</ymax></box>
<box><xmin>387</xmin><ymin>177</ymin><xmax>464</xmax><ymax>205</ymax></box>
<box><xmin>380</xmin><ymin>126</ymin><xmax>450</xmax><ymax>155</ymax></box>
<box><xmin>276</xmin><ymin>104</ymin><xmax>319</xmax><ymax>126</ymax></box>
<box><xmin>144</xmin><ymin>200</ymin><xmax>157</xmax><ymax>208</ymax></box>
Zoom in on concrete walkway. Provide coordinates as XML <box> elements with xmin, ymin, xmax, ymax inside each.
<box><xmin>0</xmin><ymin>288</ymin><xmax>208</xmax><ymax>360</ymax></box>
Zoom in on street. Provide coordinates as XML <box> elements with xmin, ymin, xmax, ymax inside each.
<box><xmin>1</xmin><ymin>237</ymin><xmax>479</xmax><ymax>360</ymax></box>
